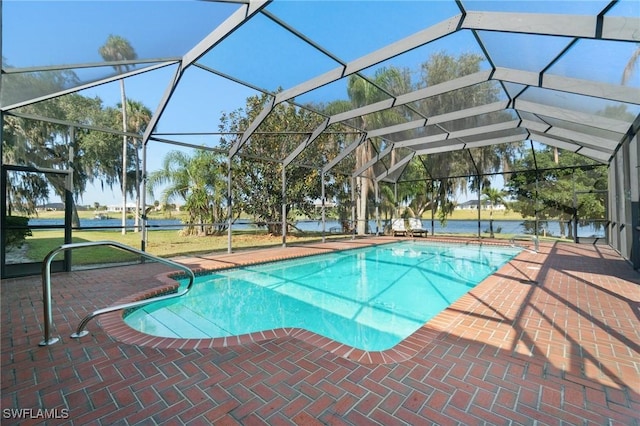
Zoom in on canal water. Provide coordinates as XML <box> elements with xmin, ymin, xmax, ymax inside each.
<box><xmin>28</xmin><ymin>217</ymin><xmax>605</xmax><ymax>238</ymax></box>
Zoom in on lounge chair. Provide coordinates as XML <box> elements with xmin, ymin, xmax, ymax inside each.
<box><xmin>391</xmin><ymin>218</ymin><xmax>407</xmax><ymax>236</ymax></box>
<box><xmin>408</xmin><ymin>218</ymin><xmax>428</xmax><ymax>237</ymax></box>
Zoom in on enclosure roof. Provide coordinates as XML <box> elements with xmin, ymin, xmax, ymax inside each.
<box><xmin>2</xmin><ymin>0</ymin><xmax>639</xmax><ymax>182</ymax></box>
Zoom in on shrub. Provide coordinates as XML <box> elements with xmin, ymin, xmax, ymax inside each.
<box><xmin>5</xmin><ymin>216</ymin><xmax>32</xmax><ymax>248</ymax></box>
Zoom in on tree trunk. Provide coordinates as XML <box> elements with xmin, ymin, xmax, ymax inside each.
<box><xmin>489</xmin><ymin>209</ymin><xmax>494</xmax><ymax>238</ymax></box>
<box><xmin>268</xmin><ymin>223</ymin><xmax>282</xmax><ymax>235</ymax></box>
<box><xmin>355</xmin><ymin>143</ymin><xmax>372</xmax><ymax>235</ymax></box>
<box><xmin>357</xmin><ymin>176</ymin><xmax>369</xmax><ymax>235</ymax></box>
<box><xmin>566</xmin><ymin>218</ymin><xmax>574</xmax><ymax>240</ymax></box>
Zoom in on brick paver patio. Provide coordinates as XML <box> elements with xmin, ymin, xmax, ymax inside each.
<box><xmin>2</xmin><ymin>237</ymin><xmax>639</xmax><ymax>424</ymax></box>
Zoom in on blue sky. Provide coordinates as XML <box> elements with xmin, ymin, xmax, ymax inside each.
<box><xmin>2</xmin><ymin>0</ymin><xmax>242</xmax><ymax>205</ymax></box>
<box><xmin>3</xmin><ymin>0</ymin><xmax>638</xmax><ymax>206</ymax></box>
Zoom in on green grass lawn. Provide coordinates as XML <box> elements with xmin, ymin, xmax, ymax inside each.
<box><xmin>24</xmin><ymin>225</ymin><xmax>559</xmax><ymax>266</ymax></box>
<box><xmin>24</xmin><ymin>229</ymin><xmax>352</xmax><ymax>265</ymax></box>
<box><xmin>20</xmin><ymin>208</ymin><xmax>545</xmax><ymax>266</ymax></box>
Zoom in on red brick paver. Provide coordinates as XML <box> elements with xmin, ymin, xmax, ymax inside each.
<box><xmin>2</xmin><ymin>238</ymin><xmax>639</xmax><ymax>424</ymax></box>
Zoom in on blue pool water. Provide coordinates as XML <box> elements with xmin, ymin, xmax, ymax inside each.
<box><xmin>125</xmin><ymin>241</ymin><xmax>520</xmax><ymax>351</ymax></box>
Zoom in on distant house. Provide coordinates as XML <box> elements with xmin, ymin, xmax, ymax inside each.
<box><xmin>155</xmin><ymin>203</ymin><xmax>181</xmax><ymax>212</ymax></box>
<box><xmin>106</xmin><ymin>203</ymin><xmax>138</xmax><ymax>213</ymax></box>
<box><xmin>37</xmin><ymin>202</ymin><xmax>65</xmax><ymax>211</ymax></box>
<box><xmin>456</xmin><ymin>200</ymin><xmax>506</xmax><ymax>211</ymax></box>
<box><xmin>313</xmin><ymin>199</ymin><xmax>336</xmax><ymax>209</ymax></box>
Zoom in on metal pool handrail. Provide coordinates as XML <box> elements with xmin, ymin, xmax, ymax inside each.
<box><xmin>39</xmin><ymin>240</ymin><xmax>195</xmax><ymax>346</ymax></box>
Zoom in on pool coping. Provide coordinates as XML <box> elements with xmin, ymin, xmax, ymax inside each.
<box><xmin>99</xmin><ymin>236</ymin><xmax>535</xmax><ymax>364</ymax></box>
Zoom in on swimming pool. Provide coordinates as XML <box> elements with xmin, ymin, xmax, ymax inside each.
<box><xmin>125</xmin><ymin>241</ymin><xmax>520</xmax><ymax>351</ymax></box>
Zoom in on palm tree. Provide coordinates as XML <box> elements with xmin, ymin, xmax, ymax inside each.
<box><xmin>99</xmin><ymin>34</ymin><xmax>137</xmax><ymax>234</ymax></box>
<box><xmin>346</xmin><ymin>67</ymin><xmax>411</xmax><ymax>235</ymax></box>
<box><xmin>622</xmin><ymin>44</ymin><xmax>640</xmax><ymax>85</ymax></box>
<box><xmin>379</xmin><ymin>184</ymin><xmax>397</xmax><ymax>220</ymax></box>
<box><xmin>418</xmin><ymin>52</ymin><xmax>511</xmax><ymax>222</ymax></box>
<box><xmin>148</xmin><ymin>150</ymin><xmax>228</xmax><ymax>236</ymax></box>
<box><xmin>124</xmin><ymin>99</ymin><xmax>152</xmax><ymax>232</ymax></box>
<box><xmin>482</xmin><ymin>186</ymin><xmax>507</xmax><ymax>238</ymax></box>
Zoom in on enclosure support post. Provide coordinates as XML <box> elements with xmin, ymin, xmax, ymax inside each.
<box><xmin>375</xmin><ymin>181</ymin><xmax>380</xmax><ymax>236</ymax></box>
<box><xmin>120</xmin><ymin>86</ymin><xmax>128</xmax><ymax>236</ymax></box>
<box><xmin>394</xmin><ymin>183</ymin><xmax>398</xmax><ymax>218</ymax></box>
<box><xmin>0</xmin><ymin>110</ymin><xmax>5</xmax><ymax>277</ymax></box>
<box><xmin>477</xmin><ymin>184</ymin><xmax>481</xmax><ymax>239</ymax></box>
<box><xmin>65</xmin><ymin>128</ymin><xmax>74</xmax><ymax>271</ymax></box>
<box><xmin>431</xmin><ymin>181</ymin><xmax>435</xmax><ymax>236</ymax></box>
<box><xmin>321</xmin><ymin>171</ymin><xmax>326</xmax><ymax>243</ymax></box>
<box><xmin>630</xmin><ymin>134</ymin><xmax>640</xmax><ymax>270</ymax></box>
<box><xmin>573</xmin><ymin>170</ymin><xmax>578</xmax><ymax>243</ymax></box>
<box><xmin>141</xmin><ymin>139</ymin><xmax>147</xmax><ymax>252</ymax></box>
<box><xmin>282</xmin><ymin>166</ymin><xmax>287</xmax><ymax>248</ymax></box>
<box><xmin>227</xmin><ymin>157</ymin><xmax>233</xmax><ymax>254</ymax></box>
<box><xmin>535</xmin><ymin>175</ymin><xmax>540</xmax><ymax>239</ymax></box>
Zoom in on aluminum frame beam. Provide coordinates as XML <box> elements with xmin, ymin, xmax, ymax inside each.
<box><xmin>529</xmin><ymin>131</ymin><xmax>610</xmax><ymax>163</ymax></box>
<box><xmin>3</xmin><ymin>2</ymin><xmax>636</xmax><ymax>189</ymax></box>
<box><xmin>328</xmin><ymin>70</ymin><xmax>492</xmax><ymax>126</ymax></box>
<box><xmin>546</xmin><ymin>127</ymin><xmax>619</xmax><ymax>153</ymax></box>
<box><xmin>461</xmin><ymin>11</ymin><xmax>639</xmax><ymax>41</ymax></box>
<box><xmin>7</xmin><ymin>111</ymin><xmax>141</xmax><ymax>139</ymax></box>
<box><xmin>2</xmin><ymin>62</ymin><xmax>176</xmax><ymax>112</ymax></box>
<box><xmin>576</xmin><ymin>146</ymin><xmax>613</xmax><ymax>163</ymax></box>
<box><xmin>145</xmin><ymin>2</ymin><xmax>269</xmax><ymax>147</ymax></box>
<box><xmin>321</xmin><ymin>133</ymin><xmax>367</xmax><ymax>174</ymax></box>
<box><xmin>273</xmin><ymin>10</ymin><xmax>639</xmax><ymax>109</ymax></box>
<box><xmin>292</xmin><ymin>66</ymin><xmax>634</xmax><ymax>166</ymax></box>
<box><xmin>414</xmin><ymin>143</ymin><xmax>466</xmax><ymax>156</ymax></box>
<box><xmin>366</xmin><ymin>119</ymin><xmax>427</xmax><ymax>139</ymax></box>
<box><xmin>514</xmin><ymin>99</ymin><xmax>632</xmax><ymax>134</ymax></box>
<box><xmin>352</xmin><ymin>143</ymin><xmax>394</xmax><ymax>177</ymax></box>
<box><xmin>242</xmin><ymin>7</ymin><xmax>638</xmax><ymax>168</ymax></box>
<box><xmin>520</xmin><ymin>119</ymin><xmax>551</xmax><ymax>134</ymax></box>
<box><xmin>493</xmin><ymin>68</ymin><xmax>640</xmax><ymax>105</ymax></box>
<box><xmin>394</xmin><ymin>120</ymin><xmax>521</xmax><ymax>149</ymax></box>
<box><xmin>529</xmin><ymin>132</ymin><xmax>582</xmax><ymax>152</ymax></box>
<box><xmin>229</xmin><ymin>95</ymin><xmax>276</xmax><ymax>158</ymax></box>
<box><xmin>319</xmin><ymin>102</ymin><xmax>509</xmax><ymax>175</ymax></box>
<box><xmin>274</xmin><ymin>15</ymin><xmax>464</xmax><ymax>104</ymax></box>
<box><xmin>362</xmin><ymin>120</ymin><xmax>526</xmax><ymax>171</ymax></box>
<box><xmin>367</xmin><ymin>114</ymin><xmax>621</xmax><ymax>180</ymax></box>
<box><xmin>414</xmin><ymin>133</ymin><xmax>526</xmax><ymax>156</ymax></box>
<box><xmin>375</xmin><ymin>152</ymin><xmax>415</xmax><ymax>183</ymax></box>
<box><xmin>282</xmin><ymin>117</ymin><xmax>330</xmax><ymax>166</ymax></box>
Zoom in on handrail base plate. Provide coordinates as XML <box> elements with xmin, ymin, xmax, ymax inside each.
<box><xmin>39</xmin><ymin>337</ymin><xmax>60</xmax><ymax>346</ymax></box>
<box><xmin>70</xmin><ymin>331</ymin><xmax>89</xmax><ymax>339</ymax></box>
